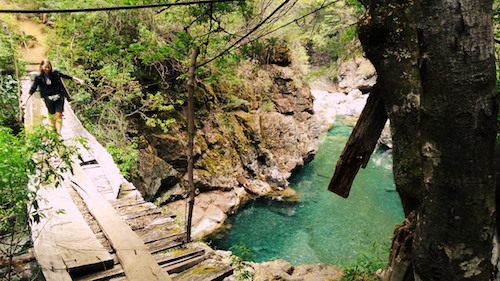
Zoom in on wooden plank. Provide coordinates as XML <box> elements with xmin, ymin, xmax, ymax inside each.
<box><xmin>69</xmin><ymin>162</ymin><xmax>171</xmax><ymax>281</ymax></box>
<box><xmin>116</xmin><ymin>189</ymin><xmax>144</xmax><ymax>201</ymax></box>
<box><xmin>140</xmin><ymin>230</ymin><xmax>184</xmax><ymax>245</ymax></box>
<box><xmin>117</xmin><ymin>202</ymin><xmax>157</xmax><ymax>216</ymax></box>
<box><xmin>77</xmin><ymin>249</ymin><xmax>205</xmax><ymax>281</ymax></box>
<box><xmin>122</xmin><ymin>208</ymin><xmax>162</xmax><ymax>220</ymax></box>
<box><xmin>162</xmin><ymin>255</ymin><xmax>207</xmax><ymax>274</ymax></box>
<box><xmin>63</xmin><ymin>101</ymin><xmax>124</xmax><ymax>199</ymax></box>
<box><xmin>125</xmin><ymin>212</ymin><xmax>168</xmax><ymax>230</ymax></box>
<box><xmin>31</xmin><ymin>181</ymin><xmax>114</xmax><ymax>279</ymax></box>
<box><xmin>110</xmin><ymin>199</ymin><xmax>145</xmax><ymax>209</ymax></box>
<box><xmin>156</xmin><ymin>248</ymin><xmax>205</xmax><ymax>266</ymax></box>
<box><xmin>31</xmin><ymin>213</ymin><xmax>72</xmax><ymax>281</ymax></box>
<box><xmin>171</xmin><ymin>264</ymin><xmax>234</xmax><ymax>281</ymax></box>
<box><xmin>328</xmin><ymin>87</ymin><xmax>388</xmax><ymax>198</ymax></box>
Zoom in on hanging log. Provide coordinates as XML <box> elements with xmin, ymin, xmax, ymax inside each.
<box><xmin>328</xmin><ymin>86</ymin><xmax>387</xmax><ymax>198</ymax></box>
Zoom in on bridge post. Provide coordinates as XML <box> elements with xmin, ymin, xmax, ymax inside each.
<box><xmin>186</xmin><ymin>46</ymin><xmax>200</xmax><ymax>242</ymax></box>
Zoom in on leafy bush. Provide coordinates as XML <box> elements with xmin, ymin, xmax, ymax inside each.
<box><xmin>0</xmin><ymin>75</ymin><xmax>20</xmax><ymax>130</ymax></box>
<box><xmin>229</xmin><ymin>242</ymin><xmax>255</xmax><ymax>281</ymax></box>
<box><xmin>339</xmin><ymin>242</ymin><xmax>388</xmax><ymax>281</ymax></box>
<box><xmin>0</xmin><ymin>125</ymin><xmax>80</xmax><ymax>280</ymax></box>
<box><xmin>105</xmin><ymin>141</ymin><xmax>138</xmax><ymax>179</ymax></box>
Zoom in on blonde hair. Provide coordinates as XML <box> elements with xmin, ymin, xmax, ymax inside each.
<box><xmin>39</xmin><ymin>59</ymin><xmax>53</xmax><ymax>73</ymax></box>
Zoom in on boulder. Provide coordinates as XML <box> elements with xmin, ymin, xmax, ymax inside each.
<box><xmin>132</xmin><ymin>147</ymin><xmax>180</xmax><ymax>201</ymax></box>
<box><xmin>163</xmin><ymin>188</ymin><xmax>251</xmax><ymax>239</ymax></box>
<box><xmin>241</xmin><ymin>259</ymin><xmax>343</xmax><ymax>281</ymax></box>
<box><xmin>337</xmin><ymin>56</ymin><xmax>377</xmax><ymax>93</ymax></box>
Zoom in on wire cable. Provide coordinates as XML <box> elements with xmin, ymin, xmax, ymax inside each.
<box><xmin>249</xmin><ymin>0</ymin><xmax>340</xmax><ymax>45</ymax></box>
<box><xmin>0</xmin><ymin>0</ymin><xmax>242</xmax><ymax>14</ymax></box>
<box><xmin>197</xmin><ymin>0</ymin><xmax>291</xmax><ymax>67</ymax></box>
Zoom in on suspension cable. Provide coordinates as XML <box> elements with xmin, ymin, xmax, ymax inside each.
<box><xmin>0</xmin><ymin>0</ymin><xmax>242</xmax><ymax>14</ymax></box>
<box><xmin>197</xmin><ymin>0</ymin><xmax>291</xmax><ymax>68</ymax></box>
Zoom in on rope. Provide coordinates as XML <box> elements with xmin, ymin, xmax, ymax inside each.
<box><xmin>0</xmin><ymin>0</ymin><xmax>242</xmax><ymax>14</ymax></box>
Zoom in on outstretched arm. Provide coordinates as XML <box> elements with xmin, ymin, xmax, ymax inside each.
<box><xmin>57</xmin><ymin>70</ymin><xmax>85</xmax><ymax>85</ymax></box>
<box><xmin>22</xmin><ymin>77</ymin><xmax>40</xmax><ymax>107</ymax></box>
<box><xmin>72</xmin><ymin>76</ymin><xmax>85</xmax><ymax>85</ymax></box>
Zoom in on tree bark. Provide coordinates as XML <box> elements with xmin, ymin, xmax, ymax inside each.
<box><xmin>357</xmin><ymin>0</ymin><xmax>498</xmax><ymax>280</ymax></box>
<box><xmin>358</xmin><ymin>0</ymin><xmax>424</xmax><ymax>217</ymax></box>
<box><xmin>413</xmin><ymin>1</ymin><xmax>497</xmax><ymax>279</ymax></box>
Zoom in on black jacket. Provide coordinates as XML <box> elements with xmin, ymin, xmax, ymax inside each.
<box><xmin>28</xmin><ymin>70</ymin><xmax>73</xmax><ymax>98</ymax></box>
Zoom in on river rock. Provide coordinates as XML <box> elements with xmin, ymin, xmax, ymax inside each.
<box><xmin>132</xmin><ymin>147</ymin><xmax>180</xmax><ymax>201</ymax></box>
<box><xmin>164</xmin><ymin>187</ymin><xmax>251</xmax><ymax>239</ymax></box>
<box><xmin>230</xmin><ymin>259</ymin><xmax>343</xmax><ymax>281</ymax></box>
<box><xmin>312</xmin><ymin>88</ymin><xmax>369</xmax><ymax>132</ymax></box>
<box><xmin>133</xmin><ymin>53</ymin><xmax>323</xmax><ymax>250</ymax></box>
<box><xmin>378</xmin><ymin>121</ymin><xmax>393</xmax><ymax>149</ymax></box>
<box><xmin>337</xmin><ymin>56</ymin><xmax>376</xmax><ymax>93</ymax></box>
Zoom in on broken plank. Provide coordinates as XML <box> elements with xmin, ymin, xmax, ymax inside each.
<box><xmin>77</xmin><ymin>249</ymin><xmax>205</xmax><ymax>281</ymax></box>
<box><xmin>155</xmin><ymin>248</ymin><xmax>205</xmax><ymax>266</ymax></box>
<box><xmin>119</xmin><ymin>204</ymin><xmax>161</xmax><ymax>220</ymax></box>
<box><xmin>171</xmin><ymin>264</ymin><xmax>233</xmax><ymax>281</ymax></box>
<box><xmin>140</xmin><ymin>229</ymin><xmax>184</xmax><ymax>245</ymax></box>
<box><xmin>110</xmin><ymin>199</ymin><xmax>146</xmax><ymax>209</ymax></box>
<box><xmin>63</xmin><ymin>102</ymin><xmax>124</xmax><ymax>198</ymax></box>
<box><xmin>328</xmin><ymin>87</ymin><xmax>388</xmax><ymax>198</ymax></box>
<box><xmin>122</xmin><ymin>207</ymin><xmax>162</xmax><ymax>220</ymax></box>
<box><xmin>75</xmin><ymin>264</ymin><xmax>125</xmax><ymax>281</ymax></box>
<box><xmin>69</xmin><ymin>162</ymin><xmax>171</xmax><ymax>281</ymax></box>
<box><xmin>31</xmin><ymin>181</ymin><xmax>114</xmax><ymax>278</ymax></box>
<box><xmin>149</xmin><ymin>240</ymin><xmax>184</xmax><ymax>254</ymax></box>
<box><xmin>162</xmin><ymin>255</ymin><xmax>207</xmax><ymax>274</ymax></box>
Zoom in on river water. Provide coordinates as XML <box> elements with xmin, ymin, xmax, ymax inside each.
<box><xmin>211</xmin><ymin>116</ymin><xmax>404</xmax><ymax>265</ymax></box>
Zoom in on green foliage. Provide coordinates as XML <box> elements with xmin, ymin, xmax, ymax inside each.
<box><xmin>0</xmin><ymin>19</ymin><xmax>26</xmax><ymax>132</ymax></box>
<box><xmin>229</xmin><ymin>242</ymin><xmax>255</xmax><ymax>281</ymax></box>
<box><xmin>339</xmin><ymin>242</ymin><xmax>388</xmax><ymax>281</ymax></box>
<box><xmin>0</xmin><ymin>75</ymin><xmax>20</xmax><ymax>129</ymax></box>
<box><xmin>0</xmin><ymin>127</ymin><xmax>32</xmax><ymax>233</ymax></box>
<box><xmin>105</xmin><ymin>141</ymin><xmax>138</xmax><ymax>179</ymax></box>
<box><xmin>222</xmin><ymin>95</ymin><xmax>249</xmax><ymax>111</ymax></box>
<box><xmin>0</xmin><ymin>30</ymin><xmax>14</xmax><ymax>73</ymax></box>
<box><xmin>0</xmin><ymin>125</ymin><xmax>80</xmax><ymax>280</ymax></box>
<box><xmin>8</xmin><ymin>0</ymin><xmax>366</xmax><ymax>178</ymax></box>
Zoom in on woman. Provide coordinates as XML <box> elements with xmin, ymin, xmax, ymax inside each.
<box><xmin>24</xmin><ymin>59</ymin><xmax>84</xmax><ymax>135</ymax></box>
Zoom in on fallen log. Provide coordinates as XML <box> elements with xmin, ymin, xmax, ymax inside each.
<box><xmin>328</xmin><ymin>86</ymin><xmax>388</xmax><ymax>197</ymax></box>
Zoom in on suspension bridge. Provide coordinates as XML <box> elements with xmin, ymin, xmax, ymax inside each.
<box><xmin>20</xmin><ymin>73</ymin><xmax>233</xmax><ymax>281</ymax></box>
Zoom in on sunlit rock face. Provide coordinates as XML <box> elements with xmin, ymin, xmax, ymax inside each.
<box><xmin>131</xmin><ymin>54</ymin><xmax>320</xmax><ymax>237</ymax></box>
<box><xmin>337</xmin><ymin>56</ymin><xmax>377</xmax><ymax>93</ymax></box>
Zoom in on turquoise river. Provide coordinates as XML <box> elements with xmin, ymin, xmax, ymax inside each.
<box><xmin>211</xmin><ymin>117</ymin><xmax>405</xmax><ymax>265</ymax></box>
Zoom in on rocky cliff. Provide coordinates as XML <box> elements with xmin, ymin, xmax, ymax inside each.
<box><xmin>131</xmin><ymin>49</ymin><xmax>321</xmax><ymax>237</ymax></box>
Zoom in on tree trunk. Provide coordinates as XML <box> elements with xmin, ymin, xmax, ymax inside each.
<box><xmin>358</xmin><ymin>0</ymin><xmax>423</xmax><ymax>217</ymax></box>
<box><xmin>358</xmin><ymin>0</ymin><xmax>498</xmax><ymax>280</ymax></box>
<box><xmin>413</xmin><ymin>0</ymin><xmax>497</xmax><ymax>279</ymax></box>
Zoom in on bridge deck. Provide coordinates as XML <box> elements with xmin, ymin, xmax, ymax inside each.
<box><xmin>20</xmin><ymin>75</ymin><xmax>233</xmax><ymax>280</ymax></box>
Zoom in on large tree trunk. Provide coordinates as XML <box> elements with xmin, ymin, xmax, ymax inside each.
<box><xmin>358</xmin><ymin>0</ymin><xmax>498</xmax><ymax>280</ymax></box>
<box><xmin>413</xmin><ymin>1</ymin><xmax>497</xmax><ymax>280</ymax></box>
